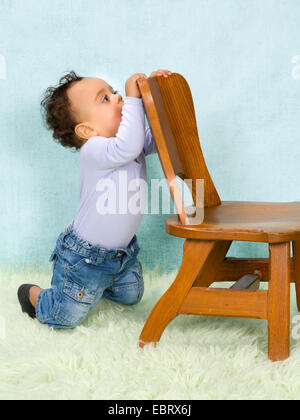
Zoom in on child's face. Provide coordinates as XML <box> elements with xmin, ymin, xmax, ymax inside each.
<box><xmin>68</xmin><ymin>77</ymin><xmax>124</xmax><ymax>143</ymax></box>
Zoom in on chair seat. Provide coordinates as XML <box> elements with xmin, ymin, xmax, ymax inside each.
<box><xmin>165</xmin><ymin>201</ymin><xmax>300</xmax><ymax>243</ymax></box>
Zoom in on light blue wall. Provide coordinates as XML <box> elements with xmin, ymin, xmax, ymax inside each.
<box><xmin>0</xmin><ymin>0</ymin><xmax>300</xmax><ymax>271</ymax></box>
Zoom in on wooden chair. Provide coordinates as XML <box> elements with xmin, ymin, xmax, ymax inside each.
<box><xmin>137</xmin><ymin>73</ymin><xmax>300</xmax><ymax>361</ymax></box>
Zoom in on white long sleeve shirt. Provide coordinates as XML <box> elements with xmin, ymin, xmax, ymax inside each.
<box><xmin>73</xmin><ymin>96</ymin><xmax>157</xmax><ymax>248</ymax></box>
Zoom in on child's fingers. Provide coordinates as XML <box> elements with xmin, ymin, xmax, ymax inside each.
<box><xmin>150</xmin><ymin>70</ymin><xmax>172</xmax><ymax>78</ymax></box>
<box><xmin>135</xmin><ymin>73</ymin><xmax>147</xmax><ymax>79</ymax></box>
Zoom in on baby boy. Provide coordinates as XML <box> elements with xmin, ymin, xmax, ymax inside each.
<box><xmin>17</xmin><ymin>69</ymin><xmax>172</xmax><ymax>328</ymax></box>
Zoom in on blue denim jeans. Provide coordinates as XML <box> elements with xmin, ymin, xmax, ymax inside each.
<box><xmin>35</xmin><ymin>221</ymin><xmax>144</xmax><ymax>329</ymax></box>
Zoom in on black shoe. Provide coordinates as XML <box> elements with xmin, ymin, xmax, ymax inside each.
<box><xmin>17</xmin><ymin>284</ymin><xmax>38</xmax><ymax>319</ymax></box>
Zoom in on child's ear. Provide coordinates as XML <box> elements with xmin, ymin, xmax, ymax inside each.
<box><xmin>74</xmin><ymin>122</ymin><xmax>97</xmax><ymax>140</ymax></box>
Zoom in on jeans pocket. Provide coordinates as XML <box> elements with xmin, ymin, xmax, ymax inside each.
<box><xmin>63</xmin><ymin>278</ymin><xmax>96</xmax><ymax>305</ymax></box>
<box><xmin>51</xmin><ymin>278</ymin><xmax>96</xmax><ymax>327</ymax></box>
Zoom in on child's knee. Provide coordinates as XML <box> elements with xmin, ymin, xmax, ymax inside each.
<box><xmin>122</xmin><ymin>280</ymin><xmax>144</xmax><ymax>305</ymax></box>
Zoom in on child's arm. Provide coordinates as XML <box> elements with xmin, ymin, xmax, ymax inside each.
<box><xmin>143</xmin><ymin>126</ymin><xmax>157</xmax><ymax>156</ymax></box>
<box><xmin>81</xmin><ymin>96</ymin><xmax>145</xmax><ymax>170</ymax></box>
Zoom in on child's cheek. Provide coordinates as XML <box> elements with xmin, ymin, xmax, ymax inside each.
<box><xmin>113</xmin><ymin>107</ymin><xmax>122</xmax><ymax>121</ymax></box>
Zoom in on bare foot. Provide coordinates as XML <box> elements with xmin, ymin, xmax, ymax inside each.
<box><xmin>29</xmin><ymin>286</ymin><xmax>43</xmax><ymax>307</ymax></box>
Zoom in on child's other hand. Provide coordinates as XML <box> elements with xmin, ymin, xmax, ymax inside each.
<box><xmin>125</xmin><ymin>73</ymin><xmax>148</xmax><ymax>98</ymax></box>
<box><xmin>150</xmin><ymin>70</ymin><xmax>172</xmax><ymax>78</ymax></box>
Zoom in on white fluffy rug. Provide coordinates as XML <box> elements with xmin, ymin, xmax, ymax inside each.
<box><xmin>1</xmin><ymin>265</ymin><xmax>300</xmax><ymax>400</ymax></box>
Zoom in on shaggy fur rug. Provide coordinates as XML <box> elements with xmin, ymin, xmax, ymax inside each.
<box><xmin>1</xmin><ymin>265</ymin><xmax>300</xmax><ymax>400</ymax></box>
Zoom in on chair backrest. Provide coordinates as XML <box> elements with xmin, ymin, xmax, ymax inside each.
<box><xmin>138</xmin><ymin>73</ymin><xmax>221</xmax><ymax>225</ymax></box>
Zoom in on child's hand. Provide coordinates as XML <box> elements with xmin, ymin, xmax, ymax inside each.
<box><xmin>150</xmin><ymin>70</ymin><xmax>172</xmax><ymax>78</ymax></box>
<box><xmin>125</xmin><ymin>73</ymin><xmax>148</xmax><ymax>98</ymax></box>
<box><xmin>125</xmin><ymin>70</ymin><xmax>172</xmax><ymax>99</ymax></box>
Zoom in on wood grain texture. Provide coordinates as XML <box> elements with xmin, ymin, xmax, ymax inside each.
<box><xmin>179</xmin><ymin>288</ymin><xmax>268</xmax><ymax>319</ymax></box>
<box><xmin>192</xmin><ymin>240</ymin><xmax>232</xmax><ymax>287</ymax></box>
<box><xmin>215</xmin><ymin>257</ymin><xmax>295</xmax><ymax>283</ymax></box>
<box><xmin>267</xmin><ymin>242</ymin><xmax>290</xmax><ymax>361</ymax></box>
<box><xmin>292</xmin><ymin>241</ymin><xmax>300</xmax><ymax>310</ymax></box>
<box><xmin>166</xmin><ymin>201</ymin><xmax>300</xmax><ymax>243</ymax></box>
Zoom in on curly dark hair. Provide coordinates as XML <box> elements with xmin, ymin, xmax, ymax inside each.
<box><xmin>40</xmin><ymin>71</ymin><xmax>84</xmax><ymax>151</ymax></box>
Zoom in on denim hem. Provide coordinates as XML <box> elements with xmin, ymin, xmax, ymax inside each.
<box><xmin>35</xmin><ymin>289</ymin><xmax>53</xmax><ymax>324</ymax></box>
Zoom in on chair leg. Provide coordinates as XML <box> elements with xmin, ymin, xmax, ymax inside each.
<box><xmin>268</xmin><ymin>242</ymin><xmax>290</xmax><ymax>361</ymax></box>
<box><xmin>139</xmin><ymin>239</ymin><xmax>218</xmax><ymax>347</ymax></box>
<box><xmin>292</xmin><ymin>241</ymin><xmax>300</xmax><ymax>311</ymax></box>
<box><xmin>193</xmin><ymin>240</ymin><xmax>232</xmax><ymax>287</ymax></box>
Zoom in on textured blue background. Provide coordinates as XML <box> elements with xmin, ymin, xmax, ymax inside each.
<box><xmin>0</xmin><ymin>0</ymin><xmax>299</xmax><ymax>271</ymax></box>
